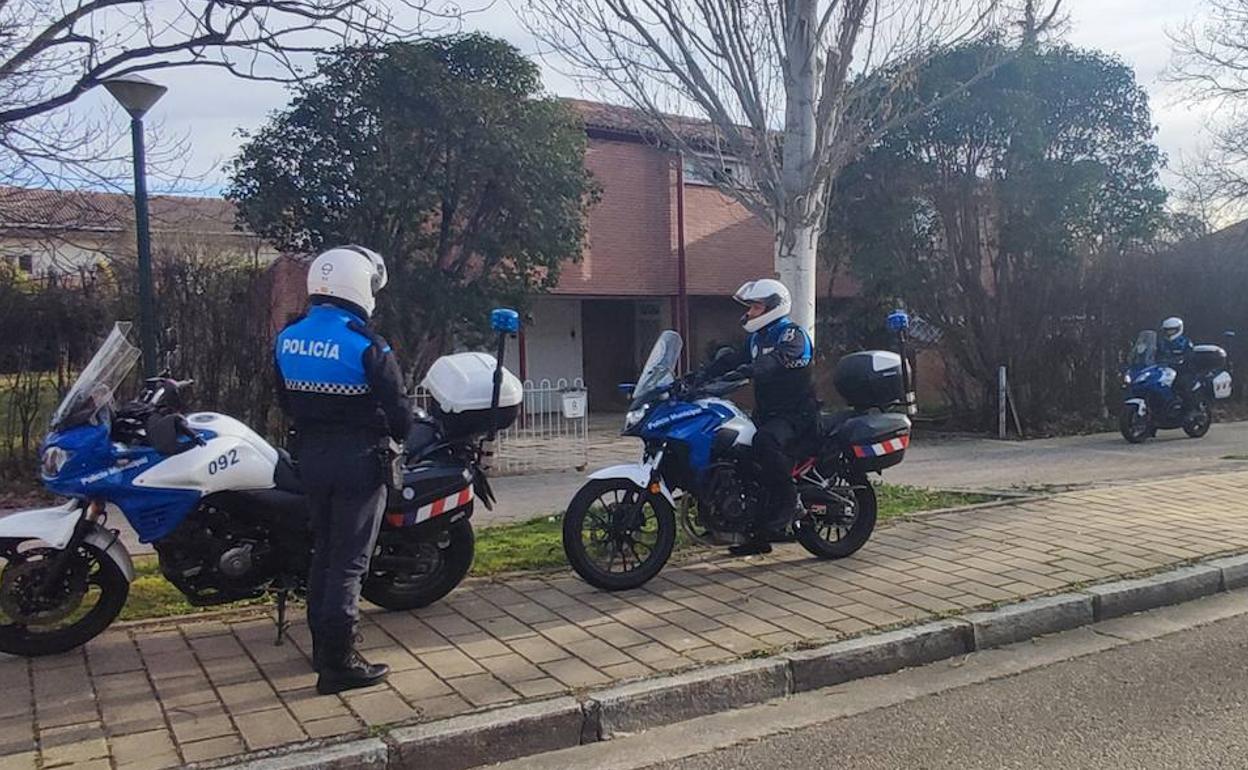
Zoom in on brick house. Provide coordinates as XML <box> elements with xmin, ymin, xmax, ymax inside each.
<box><xmin>515</xmin><ymin>99</ymin><xmax>857</xmax><ymax>412</ymax></box>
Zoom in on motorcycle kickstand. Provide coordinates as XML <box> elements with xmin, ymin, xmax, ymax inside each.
<box><xmin>274</xmin><ymin>588</ymin><xmax>291</xmax><ymax>646</ymax></box>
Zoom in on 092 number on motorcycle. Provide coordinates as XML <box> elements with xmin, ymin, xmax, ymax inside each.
<box><xmin>208</xmin><ymin>449</ymin><xmax>239</xmax><ymax>475</ymax></box>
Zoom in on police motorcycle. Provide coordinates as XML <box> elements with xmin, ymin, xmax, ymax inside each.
<box><xmin>1119</xmin><ymin>329</ymin><xmax>1234</xmax><ymax>444</ymax></box>
<box><xmin>0</xmin><ymin>311</ymin><xmax>523</xmax><ymax>656</ymax></box>
<box><xmin>563</xmin><ymin>312</ymin><xmax>915</xmax><ymax>591</ymax></box>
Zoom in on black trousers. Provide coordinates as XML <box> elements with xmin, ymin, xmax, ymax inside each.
<box><xmin>299</xmin><ymin>430</ymin><xmax>386</xmax><ymax>647</ymax></box>
<box><xmin>752</xmin><ymin>414</ymin><xmax>805</xmax><ymax>533</ymax></box>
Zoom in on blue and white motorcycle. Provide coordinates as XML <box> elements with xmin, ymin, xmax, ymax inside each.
<box><xmin>563</xmin><ymin>323</ymin><xmax>914</xmax><ymax>591</ymax></box>
<box><xmin>0</xmin><ymin>316</ymin><xmax>523</xmax><ymax>656</ymax></box>
<box><xmin>1119</xmin><ymin>329</ymin><xmax>1234</xmax><ymax>443</ymax></box>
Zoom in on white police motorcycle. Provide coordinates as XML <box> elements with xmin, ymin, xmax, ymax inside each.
<box><xmin>0</xmin><ymin>312</ymin><xmax>522</xmax><ymax>656</ymax></box>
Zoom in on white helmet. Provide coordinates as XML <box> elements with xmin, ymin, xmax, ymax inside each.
<box><xmin>733</xmin><ymin>278</ymin><xmax>792</xmax><ymax>333</ymax></box>
<box><xmin>306</xmin><ymin>245</ymin><xmax>388</xmax><ymax>317</ymax></box>
<box><xmin>1162</xmin><ymin>316</ymin><xmax>1184</xmax><ymax>341</ymax></box>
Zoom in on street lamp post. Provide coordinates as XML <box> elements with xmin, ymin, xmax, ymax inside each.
<box><xmin>104</xmin><ymin>74</ymin><xmax>167</xmax><ymax>378</ymax></box>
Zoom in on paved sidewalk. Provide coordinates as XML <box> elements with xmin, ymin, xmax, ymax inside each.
<box><xmin>7</xmin><ymin>472</ymin><xmax>1248</xmax><ymax>769</ymax></box>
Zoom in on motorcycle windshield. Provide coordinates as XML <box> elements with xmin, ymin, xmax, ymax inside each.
<box><xmin>1130</xmin><ymin>330</ymin><xmax>1157</xmax><ymax>367</ymax></box>
<box><xmin>49</xmin><ymin>322</ymin><xmax>141</xmax><ymax>431</ymax></box>
<box><xmin>630</xmin><ymin>330</ymin><xmax>683</xmax><ymax>410</ymax></box>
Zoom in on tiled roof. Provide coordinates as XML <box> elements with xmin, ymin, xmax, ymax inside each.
<box><xmin>563</xmin><ymin>98</ymin><xmax>750</xmax><ymax>149</ymax></box>
<box><xmin>0</xmin><ymin>186</ymin><xmax>251</xmax><ymax>236</ymax></box>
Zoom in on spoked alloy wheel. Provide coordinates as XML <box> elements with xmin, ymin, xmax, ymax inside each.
<box><xmin>563</xmin><ymin>479</ymin><xmax>676</xmax><ymax>590</ymax></box>
<box><xmin>794</xmin><ymin>472</ymin><xmax>878</xmax><ymax>560</ymax></box>
<box><xmin>0</xmin><ymin>538</ymin><xmax>129</xmax><ymax>657</ymax></box>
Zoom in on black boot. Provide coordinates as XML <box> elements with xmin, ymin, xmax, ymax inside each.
<box><xmin>316</xmin><ymin>632</ymin><xmax>389</xmax><ymax>695</ymax></box>
<box><xmin>728</xmin><ymin>534</ymin><xmax>772</xmax><ymax>557</ymax></box>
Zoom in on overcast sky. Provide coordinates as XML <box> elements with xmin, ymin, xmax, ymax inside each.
<box><xmin>89</xmin><ymin>0</ymin><xmax>1214</xmax><ymax>198</ymax></box>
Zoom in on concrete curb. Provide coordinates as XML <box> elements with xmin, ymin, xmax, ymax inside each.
<box><xmin>386</xmin><ymin>697</ymin><xmax>583</xmax><ymax>770</ymax></box>
<box><xmin>964</xmin><ymin>594</ymin><xmax>1093</xmax><ymax>649</ymax></box>
<box><xmin>589</xmin><ymin>658</ymin><xmax>790</xmax><ymax>739</ymax></box>
<box><xmin>217</xmin><ymin>554</ymin><xmax>1248</xmax><ymax>770</ymax></box>
<box><xmin>221</xmin><ymin>738</ymin><xmax>388</xmax><ymax>769</ymax></box>
<box><xmin>785</xmin><ymin>619</ymin><xmax>971</xmax><ymax>693</ymax></box>
<box><xmin>1085</xmin><ymin>564</ymin><xmax>1222</xmax><ymax>620</ymax></box>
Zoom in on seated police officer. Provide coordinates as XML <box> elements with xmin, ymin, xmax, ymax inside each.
<box><xmin>275</xmin><ymin>245</ymin><xmax>413</xmax><ymax>695</ymax></box>
<box><xmin>702</xmin><ymin>278</ymin><xmax>817</xmax><ymax>556</ymax></box>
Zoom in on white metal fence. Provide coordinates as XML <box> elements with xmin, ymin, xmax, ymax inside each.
<box><xmin>414</xmin><ymin>378</ymin><xmax>589</xmax><ymax>476</ymax></box>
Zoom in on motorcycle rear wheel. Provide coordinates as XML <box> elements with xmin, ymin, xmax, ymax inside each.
<box><xmin>1183</xmin><ymin>401</ymin><xmax>1212</xmax><ymax>439</ymax></box>
<box><xmin>0</xmin><ymin>538</ymin><xmax>129</xmax><ymax>657</ymax></box>
<box><xmin>362</xmin><ymin>520</ymin><xmax>474</xmax><ymax>610</ymax></box>
<box><xmin>794</xmin><ymin>473</ymin><xmax>877</xmax><ymax>560</ymax></box>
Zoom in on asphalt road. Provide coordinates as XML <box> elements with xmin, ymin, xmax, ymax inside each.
<box><xmin>664</xmin><ymin>613</ymin><xmax>1248</xmax><ymax>770</ymax></box>
<box><xmin>889</xmin><ymin>420</ymin><xmax>1248</xmax><ymax>493</ymax></box>
<box><xmin>492</xmin><ymin>590</ymin><xmax>1248</xmax><ymax>770</ymax></box>
<box><xmin>484</xmin><ymin>420</ymin><xmax>1248</xmax><ymax>526</ymax></box>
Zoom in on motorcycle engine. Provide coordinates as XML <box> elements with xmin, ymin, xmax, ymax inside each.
<box><xmin>697</xmin><ymin>463</ymin><xmax>757</xmax><ymax>534</ymax></box>
<box><xmin>154</xmin><ymin>500</ymin><xmax>275</xmax><ymax>605</ymax></box>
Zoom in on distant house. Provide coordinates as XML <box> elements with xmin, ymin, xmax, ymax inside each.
<box><xmin>0</xmin><ymin>186</ymin><xmax>276</xmax><ymax>278</ymax></box>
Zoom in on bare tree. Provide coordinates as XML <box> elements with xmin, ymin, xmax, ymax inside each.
<box><xmin>522</xmin><ymin>0</ymin><xmax>1061</xmax><ymax>339</ymax></box>
<box><xmin>1168</xmin><ymin>0</ymin><xmax>1248</xmax><ymax>221</ymax></box>
<box><xmin>0</xmin><ymin>0</ymin><xmax>472</xmax><ymax>190</ymax></box>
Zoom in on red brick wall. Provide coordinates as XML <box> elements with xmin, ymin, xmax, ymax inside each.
<box><xmin>555</xmin><ymin>140</ymin><xmax>677</xmax><ymax>296</ymax></box>
<box><xmin>683</xmin><ymin>185</ymin><xmax>775</xmax><ymax>295</ymax></box>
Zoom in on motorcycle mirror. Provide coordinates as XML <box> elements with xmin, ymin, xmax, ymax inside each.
<box><xmin>617</xmin><ymin>382</ymin><xmax>635</xmax><ymax>396</ymax></box>
<box><xmin>491</xmin><ymin>308</ymin><xmax>521</xmax><ymax>335</ymax></box>
<box><xmin>713</xmin><ymin>346</ymin><xmax>735</xmax><ymax>362</ymax></box>
<box><xmin>1224</xmin><ymin>330</ymin><xmax>1237</xmax><ymax>339</ymax></box>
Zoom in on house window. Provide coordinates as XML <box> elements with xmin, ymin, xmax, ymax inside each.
<box><xmin>683</xmin><ymin>154</ymin><xmax>752</xmax><ymax>189</ymax></box>
<box><xmin>17</xmin><ymin>254</ymin><xmax>33</xmax><ymax>273</ymax></box>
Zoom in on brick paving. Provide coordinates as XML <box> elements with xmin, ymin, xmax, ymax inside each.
<box><xmin>8</xmin><ymin>471</ymin><xmax>1248</xmax><ymax>768</ymax></box>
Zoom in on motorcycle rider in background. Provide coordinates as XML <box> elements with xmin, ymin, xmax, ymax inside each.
<box><xmin>1159</xmin><ymin>316</ymin><xmax>1196</xmax><ymax>411</ymax></box>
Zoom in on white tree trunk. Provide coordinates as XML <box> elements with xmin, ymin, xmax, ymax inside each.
<box><xmin>777</xmin><ymin>0</ymin><xmax>821</xmax><ymax>343</ymax></box>
<box><xmin>775</xmin><ymin>215</ymin><xmax>820</xmax><ymax>343</ymax></box>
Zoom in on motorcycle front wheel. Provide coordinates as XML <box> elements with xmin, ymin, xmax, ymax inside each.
<box><xmin>1119</xmin><ymin>404</ymin><xmax>1151</xmax><ymax>443</ymax></box>
<box><xmin>563</xmin><ymin>479</ymin><xmax>676</xmax><ymax>591</ymax></box>
<box><xmin>363</xmin><ymin>519</ymin><xmax>474</xmax><ymax>610</ymax></box>
<box><xmin>0</xmin><ymin>538</ymin><xmax>130</xmax><ymax>657</ymax></box>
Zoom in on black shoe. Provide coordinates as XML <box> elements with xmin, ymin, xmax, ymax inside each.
<box><xmin>728</xmin><ymin>539</ymin><xmax>773</xmax><ymax>557</ymax></box>
<box><xmin>316</xmin><ymin>648</ymin><xmax>389</xmax><ymax>695</ymax></box>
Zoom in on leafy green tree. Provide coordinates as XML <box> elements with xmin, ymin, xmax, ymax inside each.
<box><xmin>827</xmin><ymin>40</ymin><xmax>1166</xmax><ymax>427</ymax></box>
<box><xmin>227</xmin><ymin>34</ymin><xmax>597</xmax><ymax>376</ymax></box>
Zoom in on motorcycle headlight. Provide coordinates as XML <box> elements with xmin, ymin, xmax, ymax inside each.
<box><xmin>41</xmin><ymin>446</ymin><xmax>70</xmax><ymax>478</ymax></box>
<box><xmin>624</xmin><ymin>405</ymin><xmax>649</xmax><ymax>430</ymax></box>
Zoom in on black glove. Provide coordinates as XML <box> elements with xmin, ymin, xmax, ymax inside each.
<box><xmin>727</xmin><ymin>363</ymin><xmax>753</xmax><ymax>380</ymax></box>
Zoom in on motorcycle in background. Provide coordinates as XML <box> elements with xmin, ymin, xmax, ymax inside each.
<box><xmin>1119</xmin><ymin>329</ymin><xmax>1234</xmax><ymax>443</ymax></box>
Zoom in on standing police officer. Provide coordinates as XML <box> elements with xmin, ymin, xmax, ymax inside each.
<box><xmin>275</xmin><ymin>245</ymin><xmax>413</xmax><ymax>695</ymax></box>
